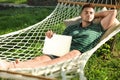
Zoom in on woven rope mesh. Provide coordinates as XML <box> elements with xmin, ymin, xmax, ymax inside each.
<box><xmin>0</xmin><ymin>0</ymin><xmax>120</xmax><ymax>62</ymax></box>
<box><xmin>0</xmin><ymin>0</ymin><xmax>120</xmax><ymax>79</ymax></box>
<box><xmin>0</xmin><ymin>2</ymin><xmax>82</xmax><ymax>61</ymax></box>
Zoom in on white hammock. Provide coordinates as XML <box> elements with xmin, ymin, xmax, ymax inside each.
<box><xmin>0</xmin><ymin>0</ymin><xmax>120</xmax><ymax>80</ymax></box>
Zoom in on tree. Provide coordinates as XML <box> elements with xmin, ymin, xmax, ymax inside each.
<box><xmin>27</xmin><ymin>0</ymin><xmax>57</xmax><ymax>6</ymax></box>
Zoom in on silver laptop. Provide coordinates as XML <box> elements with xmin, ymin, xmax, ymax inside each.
<box><xmin>43</xmin><ymin>34</ymin><xmax>72</xmax><ymax>56</ymax></box>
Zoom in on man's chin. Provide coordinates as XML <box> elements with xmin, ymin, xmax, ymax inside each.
<box><xmin>83</xmin><ymin>20</ymin><xmax>93</xmax><ymax>23</ymax></box>
<box><xmin>86</xmin><ymin>21</ymin><xmax>92</xmax><ymax>23</ymax></box>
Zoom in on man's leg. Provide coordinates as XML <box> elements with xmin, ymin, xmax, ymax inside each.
<box><xmin>1</xmin><ymin>50</ymin><xmax>81</xmax><ymax>69</ymax></box>
<box><xmin>13</xmin><ymin>50</ymin><xmax>81</xmax><ymax>68</ymax></box>
<box><xmin>37</xmin><ymin>50</ymin><xmax>81</xmax><ymax>67</ymax></box>
<box><xmin>16</xmin><ymin>55</ymin><xmax>52</xmax><ymax>63</ymax></box>
<box><xmin>22</xmin><ymin>55</ymin><xmax>52</xmax><ymax>63</ymax></box>
<box><xmin>0</xmin><ymin>55</ymin><xmax>52</xmax><ymax>69</ymax></box>
<box><xmin>0</xmin><ymin>60</ymin><xmax>10</xmax><ymax>70</ymax></box>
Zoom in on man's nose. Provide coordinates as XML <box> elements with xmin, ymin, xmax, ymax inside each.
<box><xmin>88</xmin><ymin>12</ymin><xmax>92</xmax><ymax>15</ymax></box>
<box><xmin>87</xmin><ymin>13</ymin><xmax>91</xmax><ymax>17</ymax></box>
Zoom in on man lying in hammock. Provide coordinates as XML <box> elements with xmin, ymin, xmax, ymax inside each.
<box><xmin>0</xmin><ymin>4</ymin><xmax>117</xmax><ymax>70</ymax></box>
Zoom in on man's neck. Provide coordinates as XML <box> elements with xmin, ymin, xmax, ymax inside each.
<box><xmin>81</xmin><ymin>21</ymin><xmax>92</xmax><ymax>28</ymax></box>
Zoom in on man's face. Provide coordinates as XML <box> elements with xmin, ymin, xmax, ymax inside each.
<box><xmin>81</xmin><ymin>7</ymin><xmax>95</xmax><ymax>22</ymax></box>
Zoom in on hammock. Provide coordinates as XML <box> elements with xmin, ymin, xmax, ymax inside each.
<box><xmin>0</xmin><ymin>0</ymin><xmax>120</xmax><ymax>80</ymax></box>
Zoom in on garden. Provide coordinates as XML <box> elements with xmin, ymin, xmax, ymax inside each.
<box><xmin>0</xmin><ymin>0</ymin><xmax>120</xmax><ymax>80</ymax></box>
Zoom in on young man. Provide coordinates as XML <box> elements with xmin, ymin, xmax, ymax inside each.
<box><xmin>0</xmin><ymin>4</ymin><xmax>117</xmax><ymax>69</ymax></box>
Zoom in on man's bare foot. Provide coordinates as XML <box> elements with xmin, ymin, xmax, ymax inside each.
<box><xmin>15</xmin><ymin>59</ymin><xmax>20</xmax><ymax>64</ymax></box>
<box><xmin>0</xmin><ymin>60</ymin><xmax>10</xmax><ymax>70</ymax></box>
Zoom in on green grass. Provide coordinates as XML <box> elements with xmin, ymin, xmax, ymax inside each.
<box><xmin>0</xmin><ymin>7</ymin><xmax>55</xmax><ymax>35</ymax></box>
<box><xmin>112</xmin><ymin>34</ymin><xmax>120</xmax><ymax>56</ymax></box>
<box><xmin>85</xmin><ymin>53</ymin><xmax>120</xmax><ymax>80</ymax></box>
<box><xmin>0</xmin><ymin>7</ymin><xmax>120</xmax><ymax>80</ymax></box>
<box><xmin>0</xmin><ymin>0</ymin><xmax>27</xmax><ymax>4</ymax></box>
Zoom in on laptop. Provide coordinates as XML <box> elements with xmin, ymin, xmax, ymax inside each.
<box><xmin>43</xmin><ymin>34</ymin><xmax>72</xmax><ymax>56</ymax></box>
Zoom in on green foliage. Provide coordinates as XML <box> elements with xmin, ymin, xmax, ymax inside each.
<box><xmin>27</xmin><ymin>0</ymin><xmax>57</xmax><ymax>6</ymax></box>
<box><xmin>85</xmin><ymin>53</ymin><xmax>120</xmax><ymax>80</ymax></box>
<box><xmin>95</xmin><ymin>42</ymin><xmax>111</xmax><ymax>57</ymax></box>
<box><xmin>113</xmin><ymin>33</ymin><xmax>120</xmax><ymax>51</ymax></box>
<box><xmin>0</xmin><ymin>0</ymin><xmax>27</xmax><ymax>4</ymax></box>
<box><xmin>0</xmin><ymin>6</ymin><xmax>120</xmax><ymax>80</ymax></box>
<box><xmin>0</xmin><ymin>7</ymin><xmax>55</xmax><ymax>35</ymax></box>
<box><xmin>52</xmin><ymin>23</ymin><xmax>66</xmax><ymax>34</ymax></box>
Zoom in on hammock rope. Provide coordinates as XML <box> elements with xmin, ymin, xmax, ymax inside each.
<box><xmin>0</xmin><ymin>0</ymin><xmax>120</xmax><ymax>80</ymax></box>
<box><xmin>58</xmin><ymin>0</ymin><xmax>120</xmax><ymax>8</ymax></box>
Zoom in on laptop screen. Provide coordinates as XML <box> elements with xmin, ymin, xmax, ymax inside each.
<box><xmin>43</xmin><ymin>34</ymin><xmax>72</xmax><ymax>56</ymax></box>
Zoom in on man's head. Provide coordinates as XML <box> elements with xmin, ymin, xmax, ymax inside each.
<box><xmin>81</xmin><ymin>4</ymin><xmax>95</xmax><ymax>22</ymax></box>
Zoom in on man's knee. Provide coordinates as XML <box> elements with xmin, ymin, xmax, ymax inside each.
<box><xmin>70</xmin><ymin>50</ymin><xmax>81</xmax><ymax>56</ymax></box>
<box><xmin>71</xmin><ymin>50</ymin><xmax>81</xmax><ymax>53</ymax></box>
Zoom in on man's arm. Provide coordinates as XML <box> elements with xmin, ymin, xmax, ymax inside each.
<box><xmin>95</xmin><ymin>9</ymin><xmax>117</xmax><ymax>30</ymax></box>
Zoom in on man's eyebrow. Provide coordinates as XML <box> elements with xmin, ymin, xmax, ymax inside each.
<box><xmin>84</xmin><ymin>10</ymin><xmax>94</xmax><ymax>13</ymax></box>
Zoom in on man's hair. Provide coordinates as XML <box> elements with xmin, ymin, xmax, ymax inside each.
<box><xmin>81</xmin><ymin>4</ymin><xmax>94</xmax><ymax>11</ymax></box>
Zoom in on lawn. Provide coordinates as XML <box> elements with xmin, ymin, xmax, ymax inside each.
<box><xmin>0</xmin><ymin>6</ymin><xmax>120</xmax><ymax>80</ymax></box>
<box><xmin>0</xmin><ymin>0</ymin><xmax>27</xmax><ymax>4</ymax></box>
<box><xmin>0</xmin><ymin>7</ymin><xmax>54</xmax><ymax>35</ymax></box>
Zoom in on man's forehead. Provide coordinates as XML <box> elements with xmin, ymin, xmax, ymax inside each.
<box><xmin>83</xmin><ymin>7</ymin><xmax>95</xmax><ymax>12</ymax></box>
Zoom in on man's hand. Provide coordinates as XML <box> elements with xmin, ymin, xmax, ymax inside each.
<box><xmin>95</xmin><ymin>9</ymin><xmax>117</xmax><ymax>30</ymax></box>
<box><xmin>45</xmin><ymin>30</ymin><xmax>54</xmax><ymax>38</ymax></box>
